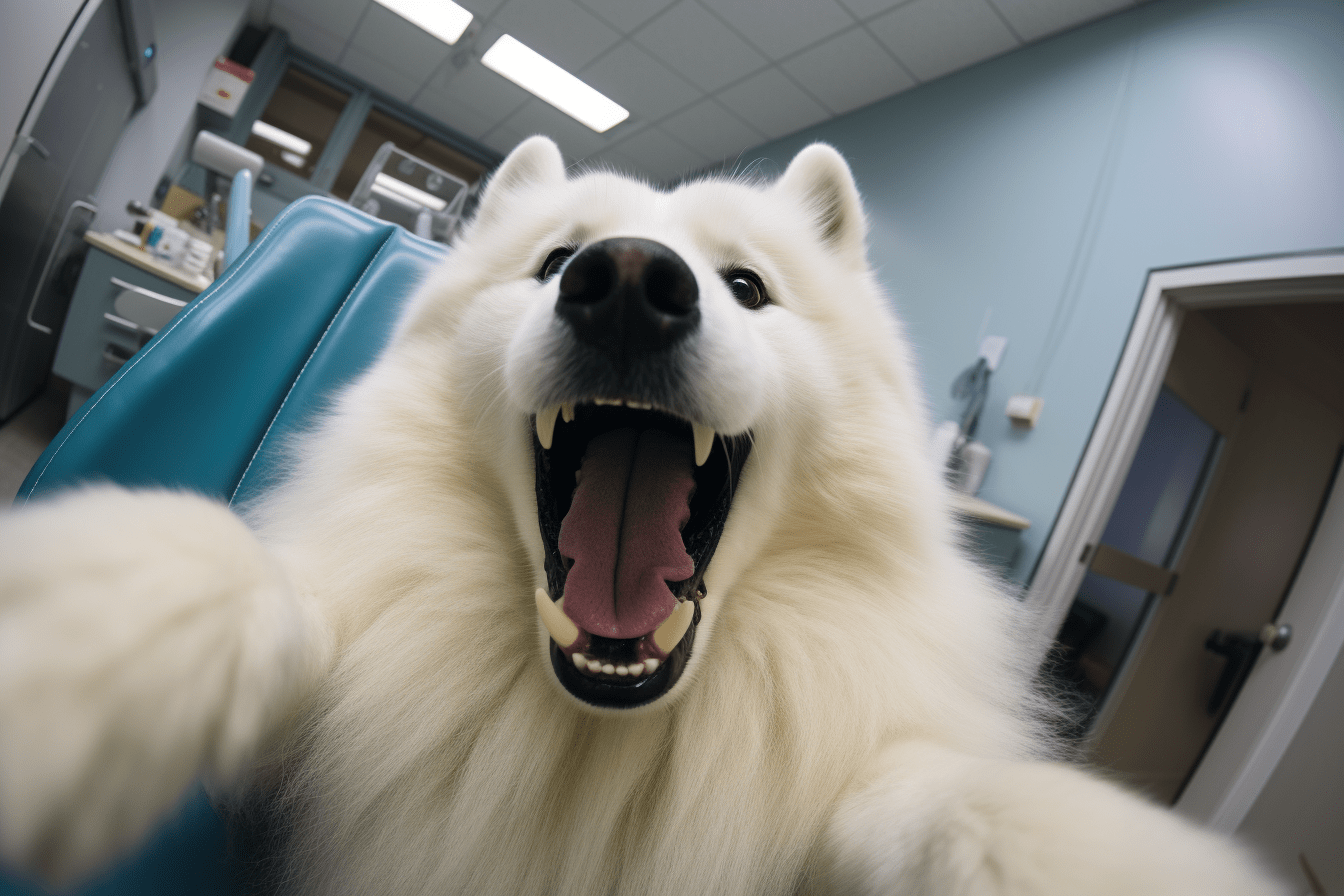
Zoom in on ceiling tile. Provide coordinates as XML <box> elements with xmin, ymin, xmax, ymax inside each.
<box><xmin>705</xmin><ymin>0</ymin><xmax>855</xmax><ymax>60</ymax></box>
<box><xmin>339</xmin><ymin>45</ymin><xmax>422</xmax><ymax>102</ymax></box>
<box><xmin>867</xmin><ymin>0</ymin><xmax>1019</xmax><ymax>82</ymax></box>
<box><xmin>987</xmin><ymin>0</ymin><xmax>1131</xmax><ymax>42</ymax></box>
<box><xmin>280</xmin><ymin>0</ymin><xmax>369</xmax><ymax>37</ymax></box>
<box><xmin>633</xmin><ymin>0</ymin><xmax>768</xmax><ymax>93</ymax></box>
<box><xmin>782</xmin><ymin>25</ymin><xmax>914</xmax><ymax>115</ymax></box>
<box><xmin>575</xmin><ymin>0</ymin><xmax>676</xmax><ymax>35</ymax></box>
<box><xmin>414</xmin><ymin>78</ymin><xmax>500</xmax><ymax>139</ymax></box>
<box><xmin>438</xmin><ymin>59</ymin><xmax>533</xmax><ymax>125</ymax></box>
<box><xmin>489</xmin><ymin>0</ymin><xmax>622</xmax><ymax>71</ymax></box>
<box><xmin>268</xmin><ymin>3</ymin><xmax>348</xmax><ymax>64</ymax></box>
<box><xmin>715</xmin><ymin>67</ymin><xmax>831</xmax><ymax>140</ymax></box>
<box><xmin>610</xmin><ymin>125</ymin><xmax>709</xmax><ymax>182</ymax></box>
<box><xmin>659</xmin><ymin>98</ymin><xmax>765</xmax><ymax>164</ymax></box>
<box><xmin>457</xmin><ymin>0</ymin><xmax>508</xmax><ymax>20</ymax></box>
<box><xmin>582</xmin><ymin>147</ymin><xmax>645</xmax><ymax>179</ymax></box>
<box><xmin>836</xmin><ymin>0</ymin><xmax>913</xmax><ymax>21</ymax></box>
<box><xmin>348</xmin><ymin>3</ymin><xmax>453</xmax><ymax>84</ymax></box>
<box><xmin>480</xmin><ymin>120</ymin><xmax>529</xmax><ymax>158</ymax></box>
<box><xmin>580</xmin><ymin>41</ymin><xmax>701</xmax><ymax>123</ymax></box>
<box><xmin>498</xmin><ymin>99</ymin><xmax>611</xmax><ymax>161</ymax></box>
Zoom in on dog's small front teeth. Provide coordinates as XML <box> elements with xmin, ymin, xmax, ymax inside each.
<box><xmin>535</xmin><ymin>588</ymin><xmax>578</xmax><ymax>648</ymax></box>
<box><xmin>561</xmin><ymin>402</ymin><xmax>575</xmax><ymax>422</ymax></box>
<box><xmin>693</xmin><ymin>422</ymin><xmax>714</xmax><ymax>466</ymax></box>
<box><xmin>653</xmin><ymin>599</ymin><xmax>696</xmax><ymax>653</ymax></box>
<box><xmin>536</xmin><ymin>406</ymin><xmax>561</xmax><ymax>449</ymax></box>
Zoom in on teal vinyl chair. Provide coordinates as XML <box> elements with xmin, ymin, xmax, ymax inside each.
<box><xmin>3</xmin><ymin>196</ymin><xmax>447</xmax><ymax>895</ymax></box>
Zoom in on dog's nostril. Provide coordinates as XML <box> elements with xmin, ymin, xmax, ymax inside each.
<box><xmin>555</xmin><ymin>237</ymin><xmax>699</xmax><ymax>359</ymax></box>
<box><xmin>558</xmin><ymin>251</ymin><xmax>615</xmax><ymax>307</ymax></box>
<box><xmin>645</xmin><ymin>258</ymin><xmax>697</xmax><ymax>317</ymax></box>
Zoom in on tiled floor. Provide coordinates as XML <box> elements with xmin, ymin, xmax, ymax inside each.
<box><xmin>0</xmin><ymin>379</ymin><xmax>68</xmax><ymax>504</ymax></box>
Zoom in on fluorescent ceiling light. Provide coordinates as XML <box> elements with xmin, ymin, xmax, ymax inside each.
<box><xmin>373</xmin><ymin>173</ymin><xmax>448</xmax><ymax>211</ymax></box>
<box><xmin>279</xmin><ymin>150</ymin><xmax>306</xmax><ymax>168</ymax></box>
<box><xmin>375</xmin><ymin>0</ymin><xmax>473</xmax><ymax>45</ymax></box>
<box><xmin>481</xmin><ymin>35</ymin><xmax>629</xmax><ymax>133</ymax></box>
<box><xmin>251</xmin><ymin>120</ymin><xmax>311</xmax><ymax>156</ymax></box>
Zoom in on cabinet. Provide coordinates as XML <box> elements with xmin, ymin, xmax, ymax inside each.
<box><xmin>52</xmin><ymin>234</ymin><xmax>205</xmax><ymax>418</ymax></box>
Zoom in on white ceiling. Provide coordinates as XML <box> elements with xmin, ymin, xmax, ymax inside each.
<box><xmin>247</xmin><ymin>0</ymin><xmax>1145</xmax><ymax>182</ymax></box>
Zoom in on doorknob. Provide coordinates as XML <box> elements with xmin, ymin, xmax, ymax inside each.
<box><xmin>1258</xmin><ymin>622</ymin><xmax>1291</xmax><ymax>651</ymax></box>
<box><xmin>1203</xmin><ymin>630</ymin><xmax>1261</xmax><ymax>717</ymax></box>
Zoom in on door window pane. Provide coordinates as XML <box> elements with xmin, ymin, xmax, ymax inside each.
<box><xmin>330</xmin><ymin>107</ymin><xmax>486</xmax><ymax>201</ymax></box>
<box><xmin>245</xmin><ymin>66</ymin><xmax>350</xmax><ymax>180</ymax></box>
<box><xmin>1101</xmin><ymin>388</ymin><xmax>1220</xmax><ymax>567</ymax></box>
<box><xmin>1048</xmin><ymin>387</ymin><xmax>1222</xmax><ymax>736</ymax></box>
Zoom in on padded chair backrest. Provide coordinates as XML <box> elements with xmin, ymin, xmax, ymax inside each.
<box><xmin>4</xmin><ymin>197</ymin><xmax>446</xmax><ymax>896</ymax></box>
<box><xmin>17</xmin><ymin>195</ymin><xmax>447</xmax><ymax>506</ymax></box>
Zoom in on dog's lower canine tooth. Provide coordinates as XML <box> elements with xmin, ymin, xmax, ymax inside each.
<box><xmin>644</xmin><ymin>658</ymin><xmax>660</xmax><ymax>673</ymax></box>
<box><xmin>536</xmin><ymin>406</ymin><xmax>560</xmax><ymax>449</ymax></box>
<box><xmin>535</xmin><ymin>588</ymin><xmax>578</xmax><ymax>648</ymax></box>
<box><xmin>653</xmin><ymin>599</ymin><xmax>695</xmax><ymax>653</ymax></box>
<box><xmin>693</xmin><ymin>422</ymin><xmax>714</xmax><ymax>467</ymax></box>
<box><xmin>572</xmin><ymin>653</ymin><xmax>587</xmax><ymax>669</ymax></box>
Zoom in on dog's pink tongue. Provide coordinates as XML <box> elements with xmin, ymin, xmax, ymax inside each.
<box><xmin>558</xmin><ymin>428</ymin><xmax>695</xmax><ymax>639</ymax></box>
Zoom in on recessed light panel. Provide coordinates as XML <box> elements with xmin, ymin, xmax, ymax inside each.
<box><xmin>375</xmin><ymin>0</ymin><xmax>474</xmax><ymax>45</ymax></box>
<box><xmin>481</xmin><ymin>35</ymin><xmax>629</xmax><ymax>133</ymax></box>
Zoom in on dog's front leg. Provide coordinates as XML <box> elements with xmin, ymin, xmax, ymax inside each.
<box><xmin>0</xmin><ymin>487</ymin><xmax>331</xmax><ymax>886</ymax></box>
<box><xmin>819</xmin><ymin>739</ymin><xmax>1287</xmax><ymax>896</ymax></box>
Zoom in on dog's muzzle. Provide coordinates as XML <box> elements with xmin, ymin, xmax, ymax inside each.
<box><xmin>556</xmin><ymin>238</ymin><xmax>700</xmax><ymax>370</ymax></box>
<box><xmin>530</xmin><ymin>238</ymin><xmax>751</xmax><ymax>710</ymax></box>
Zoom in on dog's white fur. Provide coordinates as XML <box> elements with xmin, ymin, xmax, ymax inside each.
<box><xmin>0</xmin><ymin>137</ymin><xmax>1284</xmax><ymax>894</ymax></box>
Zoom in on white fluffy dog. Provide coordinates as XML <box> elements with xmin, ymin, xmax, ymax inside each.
<box><xmin>0</xmin><ymin>137</ymin><xmax>1284</xmax><ymax>895</ymax></box>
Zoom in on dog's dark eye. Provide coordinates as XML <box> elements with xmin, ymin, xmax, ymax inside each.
<box><xmin>723</xmin><ymin>270</ymin><xmax>768</xmax><ymax>310</ymax></box>
<box><xmin>537</xmin><ymin>247</ymin><xmax>575</xmax><ymax>281</ymax></box>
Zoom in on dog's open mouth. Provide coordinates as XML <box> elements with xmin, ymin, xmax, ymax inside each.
<box><xmin>533</xmin><ymin>400</ymin><xmax>751</xmax><ymax>708</ymax></box>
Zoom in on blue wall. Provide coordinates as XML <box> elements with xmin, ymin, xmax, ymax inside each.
<box><xmin>746</xmin><ymin>0</ymin><xmax>1344</xmax><ymax>582</ymax></box>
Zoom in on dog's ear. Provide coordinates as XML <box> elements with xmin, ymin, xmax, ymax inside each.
<box><xmin>776</xmin><ymin>144</ymin><xmax>868</xmax><ymax>264</ymax></box>
<box><xmin>475</xmin><ymin>136</ymin><xmax>566</xmax><ymax>222</ymax></box>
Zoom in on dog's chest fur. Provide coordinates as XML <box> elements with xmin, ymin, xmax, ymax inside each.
<box><xmin>259</xmin><ymin>612</ymin><xmax>848</xmax><ymax>896</ymax></box>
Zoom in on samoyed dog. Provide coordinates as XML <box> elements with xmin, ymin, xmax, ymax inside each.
<box><xmin>1</xmin><ymin>137</ymin><xmax>1282</xmax><ymax>895</ymax></box>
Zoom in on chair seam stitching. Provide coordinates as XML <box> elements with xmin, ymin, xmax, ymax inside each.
<box><xmin>228</xmin><ymin>229</ymin><xmax>399</xmax><ymax>507</ymax></box>
<box><xmin>23</xmin><ymin>200</ymin><xmax>328</xmax><ymax>504</ymax></box>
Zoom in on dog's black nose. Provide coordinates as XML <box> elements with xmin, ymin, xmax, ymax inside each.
<box><xmin>556</xmin><ymin>238</ymin><xmax>699</xmax><ymax>361</ymax></box>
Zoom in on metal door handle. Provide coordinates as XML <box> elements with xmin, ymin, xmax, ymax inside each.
<box><xmin>1259</xmin><ymin>623</ymin><xmax>1291</xmax><ymax>651</ymax></box>
<box><xmin>27</xmin><ymin>198</ymin><xmax>98</xmax><ymax>334</ymax></box>
<box><xmin>1203</xmin><ymin>630</ymin><xmax>1261</xmax><ymax>717</ymax></box>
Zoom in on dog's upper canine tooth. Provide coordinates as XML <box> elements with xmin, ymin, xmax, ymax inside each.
<box><xmin>693</xmin><ymin>422</ymin><xmax>714</xmax><ymax>467</ymax></box>
<box><xmin>653</xmin><ymin>598</ymin><xmax>696</xmax><ymax>654</ymax></box>
<box><xmin>536</xmin><ymin>406</ymin><xmax>560</xmax><ymax>450</ymax></box>
<box><xmin>535</xmin><ymin>588</ymin><xmax>578</xmax><ymax>648</ymax></box>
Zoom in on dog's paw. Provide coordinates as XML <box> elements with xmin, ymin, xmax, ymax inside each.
<box><xmin>821</xmin><ymin>740</ymin><xmax>1288</xmax><ymax>896</ymax></box>
<box><xmin>0</xmin><ymin>487</ymin><xmax>331</xmax><ymax>885</ymax></box>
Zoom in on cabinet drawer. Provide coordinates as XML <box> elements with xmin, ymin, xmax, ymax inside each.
<box><xmin>53</xmin><ymin>247</ymin><xmax>199</xmax><ymax>393</ymax></box>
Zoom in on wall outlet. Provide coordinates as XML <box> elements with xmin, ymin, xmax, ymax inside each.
<box><xmin>1007</xmin><ymin>394</ymin><xmax>1044</xmax><ymax>427</ymax></box>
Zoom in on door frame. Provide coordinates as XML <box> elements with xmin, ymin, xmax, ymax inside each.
<box><xmin>1024</xmin><ymin>250</ymin><xmax>1344</xmax><ymax>832</ymax></box>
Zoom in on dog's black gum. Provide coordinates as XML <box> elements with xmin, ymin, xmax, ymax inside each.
<box><xmin>549</xmin><ymin>622</ymin><xmax>696</xmax><ymax>708</ymax></box>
